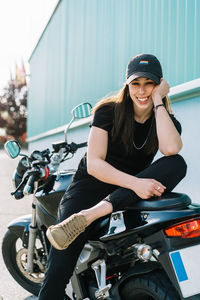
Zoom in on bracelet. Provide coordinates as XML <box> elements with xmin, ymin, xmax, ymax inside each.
<box><xmin>154</xmin><ymin>104</ymin><xmax>165</xmax><ymax>111</ymax></box>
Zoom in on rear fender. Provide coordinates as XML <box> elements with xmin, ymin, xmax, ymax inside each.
<box><xmin>8</xmin><ymin>214</ymin><xmax>31</xmax><ymax>247</ymax></box>
<box><xmin>110</xmin><ymin>262</ymin><xmax>159</xmax><ymax>300</ymax></box>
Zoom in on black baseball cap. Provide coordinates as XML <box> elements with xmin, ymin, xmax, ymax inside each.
<box><xmin>126</xmin><ymin>54</ymin><xmax>163</xmax><ymax>85</ymax></box>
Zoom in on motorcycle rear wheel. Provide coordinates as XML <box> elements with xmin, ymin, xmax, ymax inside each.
<box><xmin>120</xmin><ymin>270</ymin><xmax>180</xmax><ymax>300</ymax></box>
<box><xmin>2</xmin><ymin>229</ymin><xmax>46</xmax><ymax>296</ymax></box>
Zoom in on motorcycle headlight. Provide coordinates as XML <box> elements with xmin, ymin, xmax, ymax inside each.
<box><xmin>16</xmin><ymin>157</ymin><xmax>30</xmax><ymax>177</ymax></box>
<box><xmin>12</xmin><ymin>170</ymin><xmax>25</xmax><ymax>200</ymax></box>
<box><xmin>12</xmin><ymin>170</ymin><xmax>22</xmax><ymax>189</ymax></box>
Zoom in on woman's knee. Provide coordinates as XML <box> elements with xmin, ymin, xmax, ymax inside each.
<box><xmin>107</xmin><ymin>188</ymin><xmax>138</xmax><ymax>212</ymax></box>
<box><xmin>169</xmin><ymin>154</ymin><xmax>187</xmax><ymax>179</ymax></box>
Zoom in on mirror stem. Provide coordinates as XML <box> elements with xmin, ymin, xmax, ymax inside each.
<box><xmin>64</xmin><ymin>117</ymin><xmax>74</xmax><ymax>144</ymax></box>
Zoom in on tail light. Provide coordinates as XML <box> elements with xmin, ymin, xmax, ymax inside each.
<box><xmin>165</xmin><ymin>219</ymin><xmax>200</xmax><ymax>238</ymax></box>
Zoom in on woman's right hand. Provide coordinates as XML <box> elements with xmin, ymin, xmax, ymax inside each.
<box><xmin>132</xmin><ymin>178</ymin><xmax>166</xmax><ymax>199</ymax></box>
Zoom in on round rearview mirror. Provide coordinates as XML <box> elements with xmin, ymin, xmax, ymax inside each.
<box><xmin>4</xmin><ymin>140</ymin><xmax>21</xmax><ymax>158</ymax></box>
<box><xmin>72</xmin><ymin>103</ymin><xmax>92</xmax><ymax>119</ymax></box>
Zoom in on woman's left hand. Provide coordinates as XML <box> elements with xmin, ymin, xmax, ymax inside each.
<box><xmin>152</xmin><ymin>78</ymin><xmax>170</xmax><ymax>101</ymax></box>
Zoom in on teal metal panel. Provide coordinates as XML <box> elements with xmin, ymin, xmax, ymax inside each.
<box><xmin>28</xmin><ymin>0</ymin><xmax>200</xmax><ymax>138</ymax></box>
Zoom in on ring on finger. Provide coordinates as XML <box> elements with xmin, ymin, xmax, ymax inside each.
<box><xmin>157</xmin><ymin>185</ymin><xmax>161</xmax><ymax>191</ymax></box>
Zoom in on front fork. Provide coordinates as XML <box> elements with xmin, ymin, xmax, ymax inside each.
<box><xmin>26</xmin><ymin>183</ymin><xmax>48</xmax><ymax>273</ymax></box>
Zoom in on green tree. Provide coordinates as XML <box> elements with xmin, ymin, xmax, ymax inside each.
<box><xmin>0</xmin><ymin>78</ymin><xmax>27</xmax><ymax>145</ymax></box>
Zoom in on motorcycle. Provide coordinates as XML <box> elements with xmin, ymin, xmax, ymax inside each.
<box><xmin>2</xmin><ymin>102</ymin><xmax>200</xmax><ymax>300</ymax></box>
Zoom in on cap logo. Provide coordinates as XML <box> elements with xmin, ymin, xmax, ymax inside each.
<box><xmin>139</xmin><ymin>60</ymin><xmax>148</xmax><ymax>64</ymax></box>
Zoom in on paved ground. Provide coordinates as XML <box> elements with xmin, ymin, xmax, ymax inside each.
<box><xmin>0</xmin><ymin>150</ymin><xmax>38</xmax><ymax>300</ymax></box>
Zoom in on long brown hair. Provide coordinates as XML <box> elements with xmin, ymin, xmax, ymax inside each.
<box><xmin>93</xmin><ymin>84</ymin><xmax>172</xmax><ymax>155</ymax></box>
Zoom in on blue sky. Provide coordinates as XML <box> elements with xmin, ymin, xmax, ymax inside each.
<box><xmin>0</xmin><ymin>0</ymin><xmax>58</xmax><ymax>91</ymax></box>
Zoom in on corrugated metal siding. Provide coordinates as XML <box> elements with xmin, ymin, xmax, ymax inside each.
<box><xmin>28</xmin><ymin>0</ymin><xmax>200</xmax><ymax>138</ymax></box>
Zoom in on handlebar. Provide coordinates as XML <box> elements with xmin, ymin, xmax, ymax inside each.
<box><xmin>12</xmin><ymin>168</ymin><xmax>42</xmax><ymax>197</ymax></box>
<box><xmin>23</xmin><ymin>174</ymin><xmax>36</xmax><ymax>195</ymax></box>
<box><xmin>11</xmin><ymin>175</ymin><xmax>27</xmax><ymax>196</ymax></box>
<box><xmin>77</xmin><ymin>142</ymin><xmax>88</xmax><ymax>148</ymax></box>
<box><xmin>11</xmin><ymin>140</ymin><xmax>88</xmax><ymax>198</ymax></box>
<box><xmin>68</xmin><ymin>142</ymin><xmax>87</xmax><ymax>152</ymax></box>
<box><xmin>52</xmin><ymin>141</ymin><xmax>87</xmax><ymax>153</ymax></box>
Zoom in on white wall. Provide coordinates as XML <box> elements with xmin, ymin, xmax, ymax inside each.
<box><xmin>169</xmin><ymin>96</ymin><xmax>200</xmax><ymax>203</ymax></box>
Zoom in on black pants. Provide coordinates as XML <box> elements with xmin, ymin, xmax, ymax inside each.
<box><xmin>38</xmin><ymin>155</ymin><xmax>187</xmax><ymax>300</ymax></box>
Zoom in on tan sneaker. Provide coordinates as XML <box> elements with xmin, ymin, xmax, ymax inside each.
<box><xmin>46</xmin><ymin>213</ymin><xmax>87</xmax><ymax>250</ymax></box>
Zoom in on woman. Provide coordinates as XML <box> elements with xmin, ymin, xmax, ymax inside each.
<box><xmin>38</xmin><ymin>53</ymin><xmax>187</xmax><ymax>300</ymax></box>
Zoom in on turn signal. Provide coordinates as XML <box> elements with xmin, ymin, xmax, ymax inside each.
<box><xmin>165</xmin><ymin>219</ymin><xmax>200</xmax><ymax>238</ymax></box>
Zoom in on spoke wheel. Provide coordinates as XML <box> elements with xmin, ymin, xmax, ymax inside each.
<box><xmin>16</xmin><ymin>247</ymin><xmax>46</xmax><ymax>283</ymax></box>
<box><xmin>2</xmin><ymin>229</ymin><xmax>47</xmax><ymax>296</ymax></box>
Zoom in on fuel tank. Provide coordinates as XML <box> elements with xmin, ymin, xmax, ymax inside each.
<box><xmin>35</xmin><ymin>171</ymin><xmax>74</xmax><ymax>220</ymax></box>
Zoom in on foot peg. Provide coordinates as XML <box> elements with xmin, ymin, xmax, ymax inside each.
<box><xmin>92</xmin><ymin>259</ymin><xmax>111</xmax><ymax>299</ymax></box>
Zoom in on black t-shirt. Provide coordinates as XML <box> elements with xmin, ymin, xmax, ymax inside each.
<box><xmin>74</xmin><ymin>104</ymin><xmax>181</xmax><ymax>180</ymax></box>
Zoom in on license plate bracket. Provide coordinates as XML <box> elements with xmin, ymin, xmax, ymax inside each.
<box><xmin>169</xmin><ymin>244</ymin><xmax>200</xmax><ymax>298</ymax></box>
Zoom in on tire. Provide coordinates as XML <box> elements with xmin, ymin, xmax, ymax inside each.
<box><xmin>120</xmin><ymin>270</ymin><xmax>180</xmax><ymax>300</ymax></box>
<box><xmin>2</xmin><ymin>229</ymin><xmax>47</xmax><ymax>296</ymax></box>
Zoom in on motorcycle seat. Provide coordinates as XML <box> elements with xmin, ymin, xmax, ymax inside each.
<box><xmin>124</xmin><ymin>192</ymin><xmax>191</xmax><ymax>211</ymax></box>
<box><xmin>89</xmin><ymin>192</ymin><xmax>192</xmax><ymax>241</ymax></box>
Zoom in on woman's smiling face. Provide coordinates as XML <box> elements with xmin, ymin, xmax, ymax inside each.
<box><xmin>128</xmin><ymin>77</ymin><xmax>156</xmax><ymax>111</ymax></box>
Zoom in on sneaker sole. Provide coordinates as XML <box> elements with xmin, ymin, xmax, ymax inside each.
<box><xmin>46</xmin><ymin>227</ymin><xmax>64</xmax><ymax>250</ymax></box>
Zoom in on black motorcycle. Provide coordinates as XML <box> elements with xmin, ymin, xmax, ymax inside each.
<box><xmin>2</xmin><ymin>102</ymin><xmax>200</xmax><ymax>300</ymax></box>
